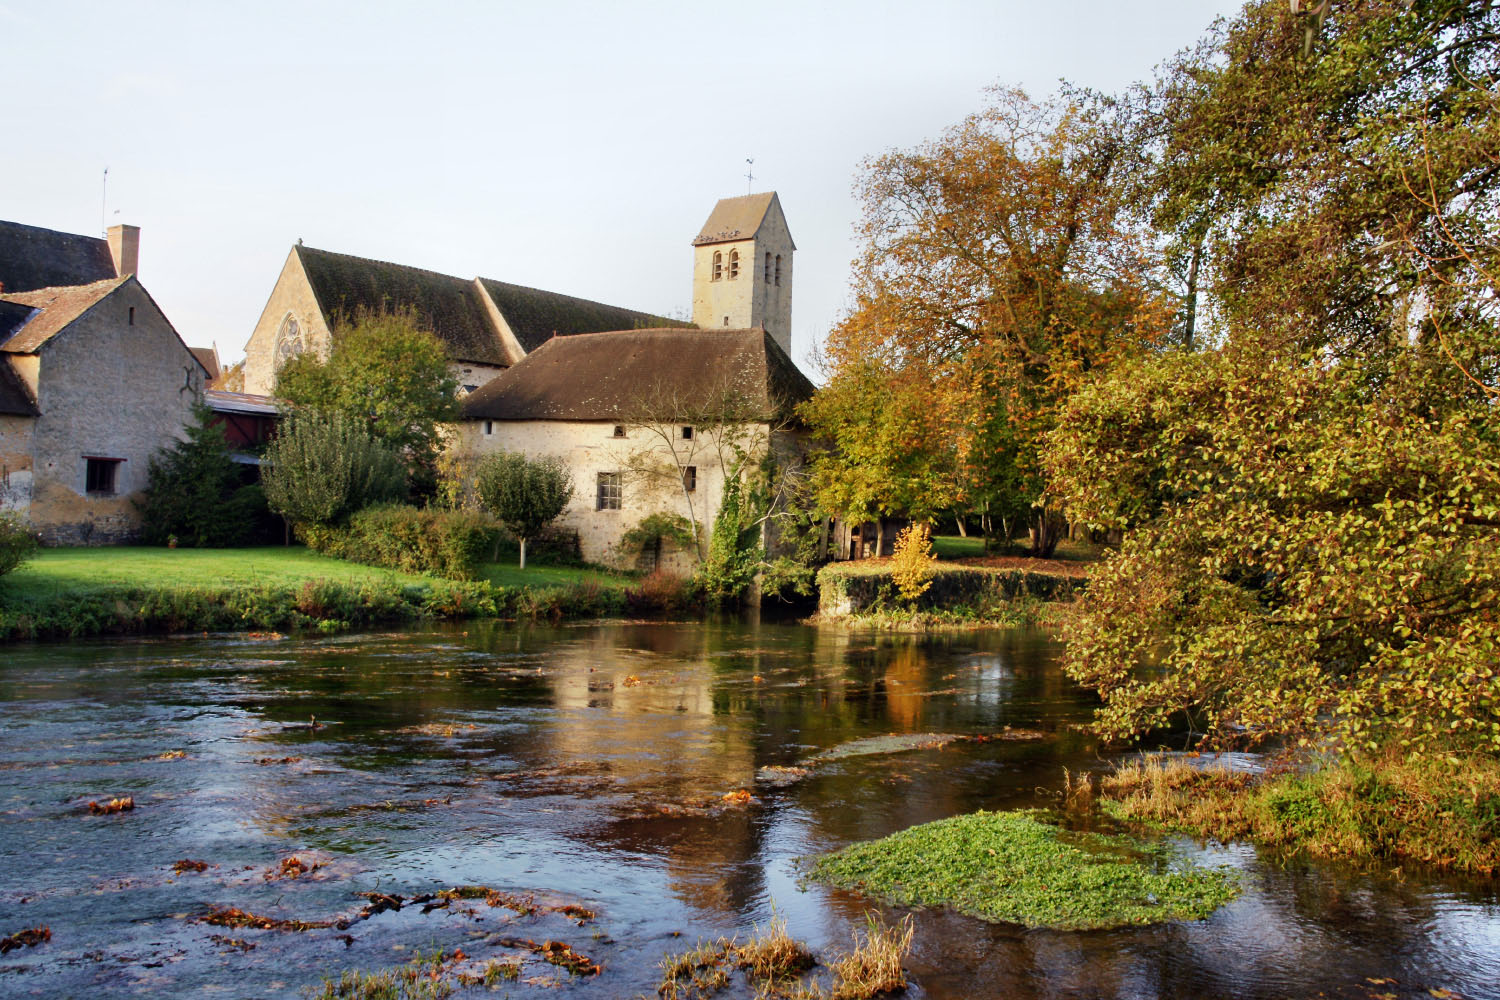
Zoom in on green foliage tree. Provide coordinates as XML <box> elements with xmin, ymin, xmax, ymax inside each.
<box><xmin>262</xmin><ymin>412</ymin><xmax>407</xmax><ymax>530</ymax></box>
<box><xmin>696</xmin><ymin>459</ymin><xmax>764</xmax><ymax>604</ymax></box>
<box><xmin>474</xmin><ymin>452</ymin><xmax>573</xmax><ymax>569</ymax></box>
<box><xmin>274</xmin><ymin>307</ymin><xmax>459</xmax><ymax>491</ymax></box>
<box><xmin>136</xmin><ymin>404</ymin><xmax>266</xmax><ymax>547</ymax></box>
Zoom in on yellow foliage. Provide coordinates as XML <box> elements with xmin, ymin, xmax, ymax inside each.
<box><xmin>890</xmin><ymin>523</ymin><xmax>936</xmax><ymax>606</ymax></box>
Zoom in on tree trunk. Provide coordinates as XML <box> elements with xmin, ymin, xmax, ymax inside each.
<box><xmin>875</xmin><ymin>519</ymin><xmax>886</xmax><ymax>558</ymax></box>
<box><xmin>519</xmin><ymin>536</ymin><xmax>528</xmax><ymax>570</ymax></box>
<box><xmin>1027</xmin><ymin>508</ymin><xmax>1065</xmax><ymax>558</ymax></box>
<box><xmin>955</xmin><ymin>515</ymin><xmax>967</xmax><ymax>538</ymax></box>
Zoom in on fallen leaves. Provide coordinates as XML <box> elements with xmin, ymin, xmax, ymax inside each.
<box><xmin>0</xmin><ymin>927</ymin><xmax>50</xmax><ymax>954</ymax></box>
<box><xmin>493</xmin><ymin>937</ymin><xmax>601</xmax><ymax>977</ymax></box>
<box><xmin>171</xmin><ymin>859</ymin><xmax>210</xmax><ymax>874</ymax></box>
<box><xmin>622</xmin><ymin>675</ymin><xmax>642</xmax><ymax>687</ymax></box>
<box><xmin>266</xmin><ymin>855</ymin><xmax>322</xmax><ymax>881</ymax></box>
<box><xmin>199</xmin><ymin>907</ymin><xmax>335</xmax><ymax>933</ymax></box>
<box><xmin>253</xmin><ymin>756</ymin><xmax>301</xmax><ymax>766</ymax></box>
<box><xmin>156</xmin><ymin>750</ymin><xmax>188</xmax><ymax>761</ymax></box>
<box><xmin>86</xmin><ymin>796</ymin><xmax>134</xmax><ymax>815</ymax></box>
<box><xmin>721</xmin><ymin>789</ymin><xmax>756</xmax><ymax>806</ymax></box>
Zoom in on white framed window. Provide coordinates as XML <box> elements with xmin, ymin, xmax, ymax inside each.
<box><xmin>596</xmin><ymin>472</ymin><xmax>622</xmax><ymax>510</ymax></box>
<box><xmin>712</xmin><ymin>251</ymin><xmax>723</xmax><ymax>281</ymax></box>
<box><xmin>728</xmin><ymin>249</ymin><xmax>740</xmax><ymax>279</ymax></box>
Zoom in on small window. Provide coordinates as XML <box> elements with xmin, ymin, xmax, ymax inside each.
<box><xmin>765</xmin><ymin>253</ymin><xmax>772</xmax><ymax>282</ymax></box>
<box><xmin>728</xmin><ymin>249</ymin><xmax>740</xmax><ymax>280</ymax></box>
<box><xmin>712</xmin><ymin>251</ymin><xmax>723</xmax><ymax>281</ymax></box>
<box><xmin>85</xmin><ymin>457</ymin><xmax>123</xmax><ymax>495</ymax></box>
<box><xmin>723</xmin><ymin>316</ymin><xmax>730</xmax><ymax>327</ymax></box>
<box><xmin>612</xmin><ymin>425</ymin><xmax>626</xmax><ymax>438</ymax></box>
<box><xmin>484</xmin><ymin>420</ymin><xmax>494</xmax><ymax>436</ymax></box>
<box><xmin>683</xmin><ymin>466</ymin><xmax>697</xmax><ymax>492</ymax></box>
<box><xmin>127</xmin><ymin>306</ymin><xmax>135</xmax><ymax>326</ymax></box>
<box><xmin>775</xmin><ymin>254</ymin><xmax>782</xmax><ymax>286</ymax></box>
<box><xmin>681</xmin><ymin>426</ymin><xmax>693</xmax><ymax>440</ymax></box>
<box><xmin>596</xmin><ymin>472</ymin><xmax>622</xmax><ymax>511</ymax></box>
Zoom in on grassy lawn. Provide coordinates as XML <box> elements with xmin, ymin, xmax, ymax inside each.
<box><xmin>932</xmin><ymin>534</ymin><xmax>1106</xmax><ymax>563</ymax></box>
<box><xmin>2</xmin><ymin>546</ymin><xmax>628</xmax><ymax>598</ymax></box>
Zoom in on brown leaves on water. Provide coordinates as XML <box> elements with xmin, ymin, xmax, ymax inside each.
<box><xmin>86</xmin><ymin>796</ymin><xmax>134</xmax><ymax>815</ymax></box>
<box><xmin>0</xmin><ymin>926</ymin><xmax>50</xmax><ymax>953</ymax></box>
<box><xmin>492</xmin><ymin>936</ymin><xmax>601</xmax><ymax>977</ymax></box>
<box><xmin>199</xmin><ymin>907</ymin><xmax>335</xmax><ymax>932</ymax></box>
<box><xmin>172</xmin><ymin>859</ymin><xmax>210</xmax><ymax>874</ymax></box>
<box><xmin>721</xmin><ymin>789</ymin><xmax>756</xmax><ymax>807</ymax></box>
<box><xmin>253</xmin><ymin>756</ymin><xmax>302</xmax><ymax>766</ymax></box>
<box><xmin>156</xmin><ymin>750</ymin><xmax>188</xmax><ymax>761</ymax></box>
<box><xmin>265</xmin><ymin>855</ymin><xmax>322</xmax><ymax>881</ymax></box>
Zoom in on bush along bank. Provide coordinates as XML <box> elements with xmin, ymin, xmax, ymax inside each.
<box><xmin>1100</xmin><ymin>753</ymin><xmax>1500</xmax><ymax>877</ymax></box>
<box><xmin>814</xmin><ymin>562</ymin><xmax>1086</xmax><ymax>626</ymax></box>
<box><xmin>0</xmin><ymin>573</ymin><xmax>697</xmax><ymax>642</ymax></box>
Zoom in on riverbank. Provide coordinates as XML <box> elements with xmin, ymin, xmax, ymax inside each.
<box><xmin>814</xmin><ymin>556</ymin><xmax>1088</xmax><ymax>628</ymax></box>
<box><xmin>0</xmin><ymin>547</ymin><xmax>641</xmax><ymax>640</ymax></box>
<box><xmin>1100</xmin><ymin>753</ymin><xmax>1500</xmax><ymax>877</ymax></box>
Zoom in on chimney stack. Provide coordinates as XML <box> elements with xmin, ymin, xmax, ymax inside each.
<box><xmin>107</xmin><ymin>224</ymin><xmax>140</xmax><ymax>277</ymax></box>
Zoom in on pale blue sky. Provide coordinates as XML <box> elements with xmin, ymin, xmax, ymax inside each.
<box><xmin>0</xmin><ymin>1</ymin><xmax>1246</xmax><ymax>369</ymax></box>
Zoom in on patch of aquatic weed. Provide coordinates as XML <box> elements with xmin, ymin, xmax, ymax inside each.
<box><xmin>807</xmin><ymin>809</ymin><xmax>1239</xmax><ymax>931</ymax></box>
<box><xmin>304</xmin><ymin>948</ymin><xmax>454</xmax><ymax>999</ymax></box>
<box><xmin>658</xmin><ymin>936</ymin><xmax>735</xmax><ymax>999</ymax></box>
<box><xmin>737</xmin><ymin>911</ymin><xmax>814</xmax><ymax>986</ymax></box>
<box><xmin>1103</xmin><ymin>752</ymin><xmax>1500</xmax><ymax>876</ymax></box>
<box><xmin>828</xmin><ymin>913</ymin><xmax>914</xmax><ymax>1000</ymax></box>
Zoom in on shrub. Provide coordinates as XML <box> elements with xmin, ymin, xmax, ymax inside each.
<box><xmin>303</xmin><ymin>504</ymin><xmax>501</xmax><ymax>580</ymax></box>
<box><xmin>623</xmin><ymin>570</ymin><xmax>698</xmax><ymax>615</ymax></box>
<box><xmin>620</xmin><ymin>512</ymin><xmax>698</xmax><ymax>571</ymax></box>
<box><xmin>0</xmin><ymin>513</ymin><xmax>39</xmax><ymax>576</ymax></box>
<box><xmin>889</xmin><ymin>522</ymin><xmax>936</xmax><ymax>605</ymax></box>
<box><xmin>263</xmin><ymin>412</ymin><xmax>406</xmax><ymax>528</ymax></box>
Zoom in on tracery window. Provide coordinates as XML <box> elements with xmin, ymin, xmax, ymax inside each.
<box><xmin>275</xmin><ymin>313</ymin><xmax>305</xmax><ymax>367</ymax></box>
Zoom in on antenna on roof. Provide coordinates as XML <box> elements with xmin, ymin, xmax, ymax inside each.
<box><xmin>745</xmin><ymin>158</ymin><xmax>755</xmax><ymax>195</ymax></box>
<box><xmin>100</xmin><ymin>167</ymin><xmax>108</xmax><ymax>236</ymax></box>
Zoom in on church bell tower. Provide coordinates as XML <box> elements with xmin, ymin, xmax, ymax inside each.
<box><xmin>690</xmin><ymin>192</ymin><xmax>795</xmax><ymax>356</ymax></box>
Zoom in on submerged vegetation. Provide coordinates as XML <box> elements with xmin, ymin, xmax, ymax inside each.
<box><xmin>808</xmin><ymin>810</ymin><xmax>1239</xmax><ymax>931</ymax></box>
<box><xmin>1102</xmin><ymin>754</ymin><xmax>1500</xmax><ymax>877</ymax></box>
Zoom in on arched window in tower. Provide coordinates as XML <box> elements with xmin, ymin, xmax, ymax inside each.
<box><xmin>712</xmin><ymin>251</ymin><xmax>723</xmax><ymax>281</ymax></box>
<box><xmin>728</xmin><ymin>250</ymin><xmax>740</xmax><ymax>280</ymax></box>
<box><xmin>765</xmin><ymin>253</ymin><xmax>772</xmax><ymax>282</ymax></box>
<box><xmin>774</xmin><ymin>255</ymin><xmax>782</xmax><ymax>286</ymax></box>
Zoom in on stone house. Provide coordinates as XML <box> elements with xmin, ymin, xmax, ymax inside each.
<box><xmin>241</xmin><ymin>245</ymin><xmax>681</xmax><ymax>397</ymax></box>
<box><xmin>457</xmin><ymin>327</ymin><xmax>814</xmax><ymax>570</ymax></box>
<box><xmin>0</xmin><ymin>220</ymin><xmax>208</xmax><ymax>543</ymax></box>
<box><xmin>455</xmin><ymin>192</ymin><xmax>813</xmax><ymax>570</ymax></box>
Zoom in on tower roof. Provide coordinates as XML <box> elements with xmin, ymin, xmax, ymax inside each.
<box><xmin>692</xmin><ymin>192</ymin><xmax>794</xmax><ymax>248</ymax></box>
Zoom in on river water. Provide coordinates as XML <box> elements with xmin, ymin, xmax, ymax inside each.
<box><xmin>0</xmin><ymin>620</ymin><xmax>1496</xmax><ymax>999</ymax></box>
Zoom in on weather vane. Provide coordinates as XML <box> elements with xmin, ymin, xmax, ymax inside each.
<box><xmin>745</xmin><ymin>158</ymin><xmax>755</xmax><ymax>195</ymax></box>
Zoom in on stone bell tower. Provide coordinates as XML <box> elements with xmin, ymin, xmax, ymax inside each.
<box><xmin>690</xmin><ymin>192</ymin><xmax>794</xmax><ymax>356</ymax></box>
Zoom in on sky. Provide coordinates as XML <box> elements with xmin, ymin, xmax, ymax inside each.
<box><xmin>0</xmin><ymin>0</ymin><xmax>1248</xmax><ymax>372</ymax></box>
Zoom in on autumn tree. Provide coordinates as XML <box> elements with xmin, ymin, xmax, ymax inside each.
<box><xmin>808</xmin><ymin>88</ymin><xmax>1170</xmax><ymax>556</ymax></box>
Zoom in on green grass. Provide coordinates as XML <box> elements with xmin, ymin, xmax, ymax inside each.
<box><xmin>1</xmin><ymin>546</ymin><xmax>626</xmax><ymax>599</ymax></box>
<box><xmin>932</xmin><ymin>534</ymin><xmax>986</xmax><ymax>560</ymax></box>
<box><xmin>931</xmin><ymin>535</ymin><xmax>1107</xmax><ymax>563</ymax></box>
<box><xmin>808</xmin><ymin>809</ymin><xmax>1239</xmax><ymax>930</ymax></box>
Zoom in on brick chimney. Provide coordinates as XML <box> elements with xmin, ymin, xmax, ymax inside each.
<box><xmin>107</xmin><ymin>224</ymin><xmax>140</xmax><ymax>277</ymax></box>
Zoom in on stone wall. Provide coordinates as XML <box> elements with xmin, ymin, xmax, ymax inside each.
<box><xmin>0</xmin><ymin>414</ymin><xmax>35</xmax><ymax>515</ymax></box>
<box><xmin>455</xmin><ymin>417</ymin><xmax>775</xmax><ymax>571</ymax></box>
<box><xmin>27</xmin><ymin>279</ymin><xmax>203</xmax><ymax>544</ymax></box>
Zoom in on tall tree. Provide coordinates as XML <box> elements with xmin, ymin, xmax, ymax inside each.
<box><xmin>475</xmin><ymin>452</ymin><xmax>573</xmax><ymax>569</ymax></box>
<box><xmin>275</xmin><ymin>307</ymin><xmax>459</xmax><ymax>489</ymax></box>
<box><xmin>810</xmin><ymin>88</ymin><xmax>1170</xmax><ymax>555</ymax></box>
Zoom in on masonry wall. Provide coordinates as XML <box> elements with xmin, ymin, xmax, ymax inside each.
<box><xmin>243</xmin><ymin>249</ymin><xmax>332</xmax><ymax>396</ymax></box>
<box><xmin>0</xmin><ymin>415</ymin><xmax>35</xmax><ymax>516</ymax></box>
<box><xmin>28</xmin><ymin>281</ymin><xmax>204</xmax><ymax>544</ymax></box>
<box><xmin>456</xmin><ymin>417</ymin><xmax>774</xmax><ymax>571</ymax></box>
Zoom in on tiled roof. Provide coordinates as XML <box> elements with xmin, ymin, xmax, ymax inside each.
<box><xmin>295</xmin><ymin>246</ymin><xmax>506</xmax><ymax>365</ymax></box>
<box><xmin>0</xmin><ymin>277</ymin><xmax>128</xmax><ymax>353</ymax></box>
<box><xmin>204</xmin><ymin>389</ymin><xmax>278</xmax><ymax>416</ymax></box>
<box><xmin>0</xmin><ymin>220</ymin><xmax>117</xmax><ymax>294</ymax></box>
<box><xmin>461</xmin><ymin>327</ymin><xmax>814</xmax><ymax>422</ymax></box>
<box><xmin>692</xmin><ymin>192</ymin><xmax>777</xmax><ymax>246</ymax></box>
<box><xmin>478</xmin><ymin>278</ymin><xmax>687</xmax><ymax>354</ymax></box>
<box><xmin>190</xmin><ymin>346</ymin><xmax>220</xmax><ymax>382</ymax></box>
<box><xmin>0</xmin><ymin>357</ymin><xmax>37</xmax><ymax>416</ymax></box>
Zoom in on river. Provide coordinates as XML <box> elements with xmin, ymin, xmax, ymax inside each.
<box><xmin>0</xmin><ymin>620</ymin><xmax>1496</xmax><ymax>998</ymax></box>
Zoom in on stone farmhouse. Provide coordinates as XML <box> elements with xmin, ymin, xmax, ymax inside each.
<box><xmin>0</xmin><ymin>221</ymin><xmax>209</xmax><ymax>544</ymax></box>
